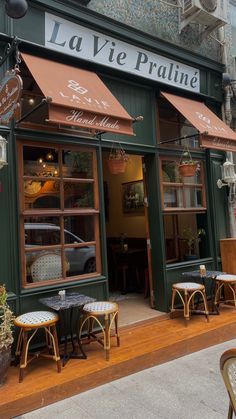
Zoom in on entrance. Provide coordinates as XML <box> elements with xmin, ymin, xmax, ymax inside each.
<box><xmin>102</xmin><ymin>150</ymin><xmax>161</xmax><ymax>326</ymax></box>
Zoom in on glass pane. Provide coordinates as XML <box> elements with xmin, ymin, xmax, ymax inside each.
<box><xmin>184</xmin><ymin>187</ymin><xmax>203</xmax><ymax>207</ymax></box>
<box><xmin>64</xmin><ymin>182</ymin><xmax>94</xmax><ymax>208</ymax></box>
<box><xmin>24</xmin><ymin>180</ymin><xmax>60</xmax><ymax>209</ymax></box>
<box><xmin>24</xmin><ymin>217</ymin><xmax>61</xmax><ymax>247</ymax></box>
<box><xmin>65</xmin><ymin>245</ymin><xmax>96</xmax><ymax>276</ymax></box>
<box><xmin>162</xmin><ymin>161</ymin><xmax>180</xmax><ymax>183</ymax></box>
<box><xmin>164</xmin><ymin>215</ymin><xmax>178</xmax><ymax>261</ymax></box>
<box><xmin>62</xmin><ymin>150</ymin><xmax>93</xmax><ymax>178</ymax></box>
<box><xmin>163</xmin><ymin>187</ymin><xmax>183</xmax><ymax>208</ymax></box>
<box><xmin>25</xmin><ymin>249</ymin><xmax>62</xmax><ymax>284</ymax></box>
<box><xmin>64</xmin><ymin>215</ymin><xmax>95</xmax><ymax>242</ymax></box>
<box><xmin>23</xmin><ymin>145</ymin><xmax>59</xmax><ymax>177</ymax></box>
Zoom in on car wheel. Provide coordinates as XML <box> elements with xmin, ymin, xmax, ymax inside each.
<box><xmin>84</xmin><ymin>257</ymin><xmax>96</xmax><ymax>273</ymax></box>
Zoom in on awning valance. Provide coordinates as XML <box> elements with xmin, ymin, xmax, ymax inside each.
<box><xmin>161</xmin><ymin>91</ymin><xmax>236</xmax><ymax>153</ymax></box>
<box><xmin>21</xmin><ymin>53</ymin><xmax>134</xmax><ymax>135</ymax></box>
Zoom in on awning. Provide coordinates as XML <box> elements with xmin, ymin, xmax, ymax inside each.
<box><xmin>161</xmin><ymin>91</ymin><xmax>236</xmax><ymax>153</ymax></box>
<box><xmin>21</xmin><ymin>53</ymin><xmax>134</xmax><ymax>135</ymax></box>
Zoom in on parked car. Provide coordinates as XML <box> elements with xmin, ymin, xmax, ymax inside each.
<box><xmin>24</xmin><ymin>223</ymin><xmax>96</xmax><ymax>275</ymax></box>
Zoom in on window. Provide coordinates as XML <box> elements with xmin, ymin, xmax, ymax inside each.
<box><xmin>161</xmin><ymin>158</ymin><xmax>208</xmax><ymax>263</ymax></box>
<box><xmin>157</xmin><ymin>97</ymin><xmax>199</xmax><ymax>148</ymax></box>
<box><xmin>19</xmin><ymin>142</ymin><xmax>100</xmax><ymax>287</ymax></box>
<box><xmin>161</xmin><ymin>159</ymin><xmax>206</xmax><ymax>211</ymax></box>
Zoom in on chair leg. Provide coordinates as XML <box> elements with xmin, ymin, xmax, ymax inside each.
<box><xmin>19</xmin><ymin>330</ymin><xmax>28</xmax><ymax>383</ymax></box>
<box><xmin>184</xmin><ymin>290</ymin><xmax>189</xmax><ymax>326</ymax></box>
<box><xmin>104</xmin><ymin>314</ymin><xmax>110</xmax><ymax>361</ymax></box>
<box><xmin>228</xmin><ymin>402</ymin><xmax>233</xmax><ymax>419</ymax></box>
<box><xmin>114</xmin><ymin>312</ymin><xmax>120</xmax><ymax>347</ymax></box>
<box><xmin>51</xmin><ymin>324</ymin><xmax>62</xmax><ymax>373</ymax></box>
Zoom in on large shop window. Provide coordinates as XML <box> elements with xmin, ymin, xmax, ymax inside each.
<box><xmin>18</xmin><ymin>142</ymin><xmax>100</xmax><ymax>287</ymax></box>
<box><xmin>161</xmin><ymin>158</ymin><xmax>208</xmax><ymax>263</ymax></box>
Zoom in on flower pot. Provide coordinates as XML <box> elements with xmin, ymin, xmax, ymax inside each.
<box><xmin>179</xmin><ymin>163</ymin><xmax>197</xmax><ymax>177</ymax></box>
<box><xmin>0</xmin><ymin>346</ymin><xmax>11</xmax><ymax>386</ymax></box>
<box><xmin>108</xmin><ymin>159</ymin><xmax>127</xmax><ymax>174</ymax></box>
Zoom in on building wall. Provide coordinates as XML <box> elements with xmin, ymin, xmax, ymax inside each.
<box><xmin>87</xmin><ymin>0</ymin><xmax>222</xmax><ymax>61</ymax></box>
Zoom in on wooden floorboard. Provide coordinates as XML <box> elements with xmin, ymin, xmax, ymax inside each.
<box><xmin>1</xmin><ymin>306</ymin><xmax>236</xmax><ymax>419</ymax></box>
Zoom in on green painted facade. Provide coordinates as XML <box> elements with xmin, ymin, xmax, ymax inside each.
<box><xmin>0</xmin><ymin>0</ymin><xmax>229</xmax><ymax>318</ymax></box>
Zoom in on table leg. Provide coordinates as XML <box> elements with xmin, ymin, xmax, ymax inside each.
<box><xmin>59</xmin><ymin>309</ymin><xmax>71</xmax><ymax>367</ymax></box>
<box><xmin>69</xmin><ymin>307</ymin><xmax>87</xmax><ymax>360</ymax></box>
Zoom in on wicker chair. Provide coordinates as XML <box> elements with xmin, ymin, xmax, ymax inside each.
<box><xmin>30</xmin><ymin>252</ymin><xmax>64</xmax><ymax>282</ymax></box>
<box><xmin>220</xmin><ymin>348</ymin><xmax>236</xmax><ymax>418</ymax></box>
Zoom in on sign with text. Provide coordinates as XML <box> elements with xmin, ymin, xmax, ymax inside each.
<box><xmin>0</xmin><ymin>70</ymin><xmax>22</xmax><ymax>124</ymax></box>
<box><xmin>201</xmin><ymin>135</ymin><xmax>236</xmax><ymax>153</ymax></box>
<box><xmin>45</xmin><ymin>12</ymin><xmax>200</xmax><ymax>93</ymax></box>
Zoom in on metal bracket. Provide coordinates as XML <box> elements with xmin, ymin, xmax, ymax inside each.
<box><xmin>0</xmin><ymin>36</ymin><xmax>20</xmax><ymax>68</ymax></box>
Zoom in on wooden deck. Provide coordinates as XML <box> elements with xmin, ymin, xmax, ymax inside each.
<box><xmin>1</xmin><ymin>306</ymin><xmax>236</xmax><ymax>419</ymax></box>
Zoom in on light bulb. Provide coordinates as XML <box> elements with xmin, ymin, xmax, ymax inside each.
<box><xmin>37</xmin><ymin>157</ymin><xmax>44</xmax><ymax>164</ymax></box>
<box><xmin>28</xmin><ymin>97</ymin><xmax>35</xmax><ymax>105</ymax></box>
<box><xmin>46</xmin><ymin>152</ymin><xmax>54</xmax><ymax>161</ymax></box>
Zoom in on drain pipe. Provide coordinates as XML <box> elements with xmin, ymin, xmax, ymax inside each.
<box><xmin>218</xmin><ymin>26</ymin><xmax>236</xmax><ymax>237</ymax></box>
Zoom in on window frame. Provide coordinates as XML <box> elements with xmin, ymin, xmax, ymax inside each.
<box><xmin>18</xmin><ymin>140</ymin><xmax>101</xmax><ymax>288</ymax></box>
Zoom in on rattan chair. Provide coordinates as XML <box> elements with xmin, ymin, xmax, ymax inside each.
<box><xmin>14</xmin><ymin>311</ymin><xmax>61</xmax><ymax>382</ymax></box>
<box><xmin>214</xmin><ymin>274</ymin><xmax>236</xmax><ymax>311</ymax></box>
<box><xmin>30</xmin><ymin>252</ymin><xmax>63</xmax><ymax>282</ymax></box>
<box><xmin>220</xmin><ymin>348</ymin><xmax>236</xmax><ymax>418</ymax></box>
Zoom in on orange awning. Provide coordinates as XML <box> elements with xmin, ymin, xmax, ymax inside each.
<box><xmin>21</xmin><ymin>53</ymin><xmax>134</xmax><ymax>135</ymax></box>
<box><xmin>161</xmin><ymin>91</ymin><xmax>236</xmax><ymax>152</ymax></box>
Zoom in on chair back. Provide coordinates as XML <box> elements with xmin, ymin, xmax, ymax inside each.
<box><xmin>30</xmin><ymin>252</ymin><xmax>63</xmax><ymax>281</ymax></box>
<box><xmin>220</xmin><ymin>348</ymin><xmax>236</xmax><ymax>418</ymax></box>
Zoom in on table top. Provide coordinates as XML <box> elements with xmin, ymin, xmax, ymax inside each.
<box><xmin>39</xmin><ymin>292</ymin><xmax>96</xmax><ymax>311</ymax></box>
<box><xmin>182</xmin><ymin>270</ymin><xmax>226</xmax><ymax>280</ymax></box>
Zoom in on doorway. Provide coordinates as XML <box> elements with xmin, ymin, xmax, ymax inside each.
<box><xmin>102</xmin><ymin>150</ymin><xmax>162</xmax><ymax>326</ymax></box>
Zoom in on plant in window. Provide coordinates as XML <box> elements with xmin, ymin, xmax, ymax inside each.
<box><xmin>108</xmin><ymin>143</ymin><xmax>129</xmax><ymax>175</ymax></box>
<box><xmin>0</xmin><ymin>285</ymin><xmax>14</xmax><ymax>386</ymax></box>
<box><xmin>181</xmin><ymin>227</ymin><xmax>206</xmax><ymax>257</ymax></box>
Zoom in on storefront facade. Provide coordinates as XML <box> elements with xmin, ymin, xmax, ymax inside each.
<box><xmin>0</xmin><ymin>1</ymin><xmax>232</xmax><ymax>318</ymax></box>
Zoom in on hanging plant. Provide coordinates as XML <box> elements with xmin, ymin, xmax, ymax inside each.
<box><xmin>108</xmin><ymin>143</ymin><xmax>129</xmax><ymax>175</ymax></box>
<box><xmin>178</xmin><ymin>146</ymin><xmax>198</xmax><ymax>177</ymax></box>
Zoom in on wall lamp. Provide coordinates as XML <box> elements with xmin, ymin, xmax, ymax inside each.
<box><xmin>5</xmin><ymin>0</ymin><xmax>28</xmax><ymax>19</ymax></box>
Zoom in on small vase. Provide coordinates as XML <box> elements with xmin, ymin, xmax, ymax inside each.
<box><xmin>108</xmin><ymin>159</ymin><xmax>127</xmax><ymax>174</ymax></box>
<box><xmin>179</xmin><ymin>163</ymin><xmax>197</xmax><ymax>177</ymax></box>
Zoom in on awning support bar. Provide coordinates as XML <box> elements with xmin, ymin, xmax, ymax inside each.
<box><xmin>160</xmin><ymin>133</ymin><xmax>200</xmax><ymax>145</ymax></box>
<box><xmin>16</xmin><ymin>97</ymin><xmax>52</xmax><ymax>124</ymax></box>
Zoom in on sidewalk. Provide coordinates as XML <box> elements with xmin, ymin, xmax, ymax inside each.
<box><xmin>18</xmin><ymin>339</ymin><xmax>235</xmax><ymax>419</ymax></box>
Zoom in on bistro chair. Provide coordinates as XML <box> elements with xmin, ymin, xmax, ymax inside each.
<box><xmin>214</xmin><ymin>274</ymin><xmax>236</xmax><ymax>312</ymax></box>
<box><xmin>220</xmin><ymin>348</ymin><xmax>236</xmax><ymax>419</ymax></box>
<box><xmin>170</xmin><ymin>282</ymin><xmax>209</xmax><ymax>326</ymax></box>
<box><xmin>14</xmin><ymin>310</ymin><xmax>61</xmax><ymax>382</ymax></box>
<box><xmin>79</xmin><ymin>301</ymin><xmax>120</xmax><ymax>361</ymax></box>
<box><xmin>30</xmin><ymin>252</ymin><xmax>68</xmax><ymax>282</ymax></box>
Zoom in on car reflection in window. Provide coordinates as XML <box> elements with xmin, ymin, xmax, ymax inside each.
<box><xmin>24</xmin><ymin>223</ymin><xmax>96</xmax><ymax>276</ymax></box>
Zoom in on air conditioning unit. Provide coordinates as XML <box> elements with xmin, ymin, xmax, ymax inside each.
<box><xmin>180</xmin><ymin>0</ymin><xmax>228</xmax><ymax>33</ymax></box>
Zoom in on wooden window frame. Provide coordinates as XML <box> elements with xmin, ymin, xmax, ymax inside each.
<box><xmin>160</xmin><ymin>156</ymin><xmax>207</xmax><ymax>212</ymax></box>
<box><xmin>18</xmin><ymin>140</ymin><xmax>101</xmax><ymax>288</ymax></box>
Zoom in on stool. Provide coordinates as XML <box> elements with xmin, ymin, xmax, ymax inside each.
<box><xmin>80</xmin><ymin>301</ymin><xmax>120</xmax><ymax>361</ymax></box>
<box><xmin>170</xmin><ymin>282</ymin><xmax>209</xmax><ymax>325</ymax></box>
<box><xmin>14</xmin><ymin>311</ymin><xmax>61</xmax><ymax>382</ymax></box>
<box><xmin>214</xmin><ymin>274</ymin><xmax>236</xmax><ymax>311</ymax></box>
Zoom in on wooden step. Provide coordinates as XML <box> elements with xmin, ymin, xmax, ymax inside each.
<box><xmin>1</xmin><ymin>305</ymin><xmax>236</xmax><ymax>419</ymax></box>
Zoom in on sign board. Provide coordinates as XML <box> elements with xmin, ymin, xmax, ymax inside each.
<box><xmin>45</xmin><ymin>12</ymin><xmax>200</xmax><ymax>93</ymax></box>
<box><xmin>0</xmin><ymin>70</ymin><xmax>23</xmax><ymax>124</ymax></box>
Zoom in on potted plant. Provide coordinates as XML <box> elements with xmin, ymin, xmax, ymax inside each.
<box><xmin>181</xmin><ymin>227</ymin><xmax>206</xmax><ymax>261</ymax></box>
<box><xmin>0</xmin><ymin>285</ymin><xmax>14</xmax><ymax>386</ymax></box>
<box><xmin>108</xmin><ymin>144</ymin><xmax>129</xmax><ymax>175</ymax></box>
<box><xmin>178</xmin><ymin>147</ymin><xmax>198</xmax><ymax>177</ymax></box>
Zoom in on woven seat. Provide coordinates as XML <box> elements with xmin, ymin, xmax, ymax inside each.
<box><xmin>170</xmin><ymin>282</ymin><xmax>209</xmax><ymax>325</ymax></box>
<box><xmin>220</xmin><ymin>348</ymin><xmax>236</xmax><ymax>418</ymax></box>
<box><xmin>14</xmin><ymin>311</ymin><xmax>61</xmax><ymax>382</ymax></box>
<box><xmin>30</xmin><ymin>253</ymin><xmax>63</xmax><ymax>282</ymax></box>
<box><xmin>214</xmin><ymin>274</ymin><xmax>236</xmax><ymax>311</ymax></box>
<box><xmin>80</xmin><ymin>301</ymin><xmax>120</xmax><ymax>360</ymax></box>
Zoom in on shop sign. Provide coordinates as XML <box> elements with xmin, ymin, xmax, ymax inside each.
<box><xmin>0</xmin><ymin>70</ymin><xmax>23</xmax><ymax>124</ymax></box>
<box><xmin>201</xmin><ymin>135</ymin><xmax>236</xmax><ymax>153</ymax></box>
<box><xmin>45</xmin><ymin>12</ymin><xmax>200</xmax><ymax>93</ymax></box>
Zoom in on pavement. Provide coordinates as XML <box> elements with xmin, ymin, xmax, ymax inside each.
<box><xmin>16</xmin><ymin>339</ymin><xmax>236</xmax><ymax>419</ymax></box>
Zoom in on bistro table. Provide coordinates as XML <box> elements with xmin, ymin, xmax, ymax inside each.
<box><xmin>181</xmin><ymin>270</ymin><xmax>226</xmax><ymax>314</ymax></box>
<box><xmin>39</xmin><ymin>292</ymin><xmax>95</xmax><ymax>365</ymax></box>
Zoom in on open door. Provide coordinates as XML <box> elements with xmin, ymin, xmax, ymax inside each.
<box><xmin>142</xmin><ymin>158</ymin><xmax>155</xmax><ymax>308</ymax></box>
